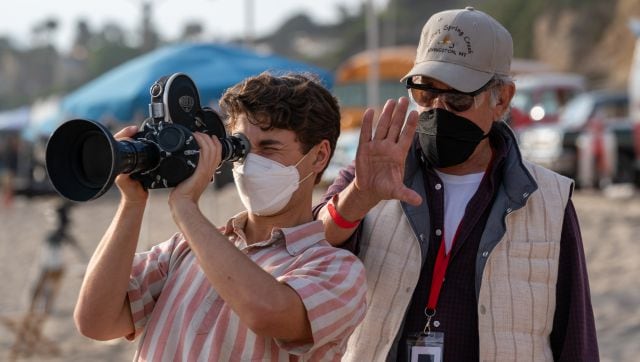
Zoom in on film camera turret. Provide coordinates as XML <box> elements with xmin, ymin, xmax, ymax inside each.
<box><xmin>45</xmin><ymin>73</ymin><xmax>250</xmax><ymax>202</ymax></box>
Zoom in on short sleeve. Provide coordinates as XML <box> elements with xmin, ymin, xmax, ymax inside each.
<box><xmin>126</xmin><ymin>233</ymin><xmax>186</xmax><ymax>340</ymax></box>
<box><xmin>275</xmin><ymin>247</ymin><xmax>367</xmax><ymax>355</ymax></box>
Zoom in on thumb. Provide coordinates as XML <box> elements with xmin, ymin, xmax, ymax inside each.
<box><xmin>393</xmin><ymin>186</ymin><xmax>423</xmax><ymax>206</ymax></box>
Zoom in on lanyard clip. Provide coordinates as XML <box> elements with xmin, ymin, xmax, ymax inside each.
<box><xmin>422</xmin><ymin>308</ymin><xmax>436</xmax><ymax>335</ymax></box>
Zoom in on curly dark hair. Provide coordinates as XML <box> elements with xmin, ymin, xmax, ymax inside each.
<box><xmin>219</xmin><ymin>72</ymin><xmax>341</xmax><ymax>183</ymax></box>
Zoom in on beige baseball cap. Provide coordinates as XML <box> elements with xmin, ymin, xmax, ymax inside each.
<box><xmin>401</xmin><ymin>6</ymin><xmax>513</xmax><ymax>93</ymax></box>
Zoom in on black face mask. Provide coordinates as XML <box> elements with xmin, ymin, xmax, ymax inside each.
<box><xmin>417</xmin><ymin>108</ymin><xmax>489</xmax><ymax>168</ymax></box>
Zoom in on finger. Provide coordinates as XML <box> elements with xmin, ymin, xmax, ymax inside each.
<box><xmin>398</xmin><ymin>109</ymin><xmax>419</xmax><ymax>151</ymax></box>
<box><xmin>372</xmin><ymin>99</ymin><xmax>396</xmax><ymax>141</ymax></box>
<box><xmin>209</xmin><ymin>135</ymin><xmax>222</xmax><ymax>169</ymax></box>
<box><xmin>358</xmin><ymin>108</ymin><xmax>375</xmax><ymax>149</ymax></box>
<box><xmin>194</xmin><ymin>133</ymin><xmax>214</xmax><ymax>166</ymax></box>
<box><xmin>190</xmin><ymin>133</ymin><xmax>208</xmax><ymax>168</ymax></box>
<box><xmin>185</xmin><ymin>134</ymin><xmax>215</xmax><ymax>188</ymax></box>
<box><xmin>386</xmin><ymin>97</ymin><xmax>411</xmax><ymax>142</ymax></box>
<box><xmin>114</xmin><ymin>125</ymin><xmax>139</xmax><ymax>140</ymax></box>
<box><xmin>198</xmin><ymin>134</ymin><xmax>219</xmax><ymax>171</ymax></box>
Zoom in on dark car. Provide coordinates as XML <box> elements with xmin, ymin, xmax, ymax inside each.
<box><xmin>518</xmin><ymin>90</ymin><xmax>630</xmax><ymax>188</ymax></box>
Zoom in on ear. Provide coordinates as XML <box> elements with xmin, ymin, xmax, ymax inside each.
<box><xmin>493</xmin><ymin>82</ymin><xmax>515</xmax><ymax>120</ymax></box>
<box><xmin>311</xmin><ymin>139</ymin><xmax>331</xmax><ymax>173</ymax></box>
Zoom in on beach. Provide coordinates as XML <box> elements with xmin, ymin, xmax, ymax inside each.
<box><xmin>0</xmin><ymin>185</ymin><xmax>638</xmax><ymax>361</ymax></box>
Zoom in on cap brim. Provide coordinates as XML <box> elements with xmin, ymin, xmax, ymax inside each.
<box><xmin>401</xmin><ymin>61</ymin><xmax>494</xmax><ymax>93</ymax></box>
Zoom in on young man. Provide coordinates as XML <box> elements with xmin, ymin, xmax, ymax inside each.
<box><xmin>74</xmin><ymin>72</ymin><xmax>367</xmax><ymax>361</ymax></box>
<box><xmin>317</xmin><ymin>7</ymin><xmax>598</xmax><ymax>362</ymax></box>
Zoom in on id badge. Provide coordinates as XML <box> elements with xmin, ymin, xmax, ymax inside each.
<box><xmin>406</xmin><ymin>332</ymin><xmax>444</xmax><ymax>362</ymax></box>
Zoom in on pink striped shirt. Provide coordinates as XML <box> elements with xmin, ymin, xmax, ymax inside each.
<box><xmin>126</xmin><ymin>213</ymin><xmax>367</xmax><ymax>361</ymax></box>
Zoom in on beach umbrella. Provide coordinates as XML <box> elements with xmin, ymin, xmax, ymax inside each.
<box><xmin>58</xmin><ymin>42</ymin><xmax>334</xmax><ymax>124</ymax></box>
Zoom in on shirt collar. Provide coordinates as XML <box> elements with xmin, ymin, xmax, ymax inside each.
<box><xmin>222</xmin><ymin>211</ymin><xmax>326</xmax><ymax>256</ymax></box>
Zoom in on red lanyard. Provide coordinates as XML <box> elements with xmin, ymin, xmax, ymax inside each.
<box><xmin>422</xmin><ymin>230</ymin><xmax>458</xmax><ymax>335</ymax></box>
<box><xmin>426</xmin><ymin>227</ymin><xmax>460</xmax><ymax>313</ymax></box>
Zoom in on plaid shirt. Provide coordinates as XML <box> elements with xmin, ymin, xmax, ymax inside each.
<box><xmin>126</xmin><ymin>213</ymin><xmax>367</xmax><ymax>361</ymax></box>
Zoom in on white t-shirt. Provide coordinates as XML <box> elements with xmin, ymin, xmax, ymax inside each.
<box><xmin>435</xmin><ymin>170</ymin><xmax>485</xmax><ymax>254</ymax></box>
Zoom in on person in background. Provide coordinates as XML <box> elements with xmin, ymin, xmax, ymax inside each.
<box><xmin>316</xmin><ymin>7</ymin><xmax>598</xmax><ymax>362</ymax></box>
<box><xmin>74</xmin><ymin>72</ymin><xmax>367</xmax><ymax>361</ymax></box>
<box><xmin>1</xmin><ymin>134</ymin><xmax>19</xmax><ymax>206</ymax></box>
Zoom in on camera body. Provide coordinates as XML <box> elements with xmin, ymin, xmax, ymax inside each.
<box><xmin>45</xmin><ymin>73</ymin><xmax>250</xmax><ymax>202</ymax></box>
<box><xmin>129</xmin><ymin>73</ymin><xmax>248</xmax><ymax>189</ymax></box>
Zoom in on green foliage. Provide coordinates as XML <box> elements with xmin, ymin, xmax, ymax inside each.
<box><xmin>480</xmin><ymin>0</ymin><xmax>547</xmax><ymax>58</ymax></box>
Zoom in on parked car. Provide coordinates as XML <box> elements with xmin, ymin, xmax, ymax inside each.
<box><xmin>509</xmin><ymin>72</ymin><xmax>586</xmax><ymax>131</ymax></box>
<box><xmin>518</xmin><ymin>90</ymin><xmax>630</xmax><ymax>188</ymax></box>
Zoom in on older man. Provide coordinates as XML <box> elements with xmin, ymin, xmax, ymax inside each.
<box><xmin>317</xmin><ymin>7</ymin><xmax>598</xmax><ymax>362</ymax></box>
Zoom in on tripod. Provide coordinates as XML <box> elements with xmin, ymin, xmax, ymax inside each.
<box><xmin>2</xmin><ymin>199</ymin><xmax>86</xmax><ymax>360</ymax></box>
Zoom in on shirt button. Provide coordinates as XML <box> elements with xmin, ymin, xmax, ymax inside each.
<box><xmin>419</xmin><ymin>233</ymin><xmax>426</xmax><ymax>241</ymax></box>
<box><xmin>506</xmin><ymin>207</ymin><xmax>512</xmax><ymax>213</ymax></box>
<box><xmin>480</xmin><ymin>305</ymin><xmax>486</xmax><ymax>314</ymax></box>
<box><xmin>435</xmin><ymin>229</ymin><xmax>442</xmax><ymax>236</ymax></box>
<box><xmin>482</xmin><ymin>251</ymin><xmax>489</xmax><ymax>257</ymax></box>
<box><xmin>522</xmin><ymin>192</ymin><xmax>529</xmax><ymax>198</ymax></box>
<box><xmin>435</xmin><ymin>183</ymin><xmax>442</xmax><ymax>190</ymax></box>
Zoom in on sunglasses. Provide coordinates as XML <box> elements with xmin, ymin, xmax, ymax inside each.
<box><xmin>405</xmin><ymin>76</ymin><xmax>495</xmax><ymax>113</ymax></box>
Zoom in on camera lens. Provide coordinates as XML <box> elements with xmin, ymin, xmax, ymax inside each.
<box><xmin>46</xmin><ymin>119</ymin><xmax>160</xmax><ymax>202</ymax></box>
<box><xmin>77</xmin><ymin>131</ymin><xmax>112</xmax><ymax>188</ymax></box>
<box><xmin>221</xmin><ymin>133</ymin><xmax>250</xmax><ymax>163</ymax></box>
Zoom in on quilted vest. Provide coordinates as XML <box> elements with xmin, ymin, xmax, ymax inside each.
<box><xmin>341</xmin><ymin>161</ymin><xmax>572</xmax><ymax>362</ymax></box>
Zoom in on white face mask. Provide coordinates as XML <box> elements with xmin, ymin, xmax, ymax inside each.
<box><xmin>232</xmin><ymin>152</ymin><xmax>314</xmax><ymax>216</ymax></box>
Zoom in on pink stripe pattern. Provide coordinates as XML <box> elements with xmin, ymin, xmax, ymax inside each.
<box><xmin>126</xmin><ymin>214</ymin><xmax>367</xmax><ymax>361</ymax></box>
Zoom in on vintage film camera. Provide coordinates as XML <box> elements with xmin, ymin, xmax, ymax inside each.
<box><xmin>46</xmin><ymin>73</ymin><xmax>250</xmax><ymax>202</ymax></box>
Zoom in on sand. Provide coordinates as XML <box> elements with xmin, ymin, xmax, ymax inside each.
<box><xmin>0</xmin><ymin>185</ymin><xmax>638</xmax><ymax>361</ymax></box>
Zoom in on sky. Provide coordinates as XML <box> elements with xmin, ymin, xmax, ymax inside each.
<box><xmin>0</xmin><ymin>0</ymin><xmax>382</xmax><ymax>51</ymax></box>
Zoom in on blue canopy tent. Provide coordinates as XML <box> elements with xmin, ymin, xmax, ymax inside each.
<box><xmin>59</xmin><ymin>43</ymin><xmax>334</xmax><ymax>124</ymax></box>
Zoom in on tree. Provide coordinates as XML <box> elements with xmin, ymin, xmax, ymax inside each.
<box><xmin>31</xmin><ymin>17</ymin><xmax>59</xmax><ymax>47</ymax></box>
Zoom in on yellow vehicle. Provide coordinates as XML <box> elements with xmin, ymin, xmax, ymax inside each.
<box><xmin>333</xmin><ymin>46</ymin><xmax>416</xmax><ymax>129</ymax></box>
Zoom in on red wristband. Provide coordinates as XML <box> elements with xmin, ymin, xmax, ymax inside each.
<box><xmin>327</xmin><ymin>195</ymin><xmax>361</xmax><ymax>229</ymax></box>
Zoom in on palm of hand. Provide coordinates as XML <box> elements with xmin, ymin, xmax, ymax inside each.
<box><xmin>355</xmin><ymin>139</ymin><xmax>408</xmax><ymax>201</ymax></box>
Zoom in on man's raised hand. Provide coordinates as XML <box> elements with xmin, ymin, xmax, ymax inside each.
<box><xmin>354</xmin><ymin>97</ymin><xmax>422</xmax><ymax>207</ymax></box>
